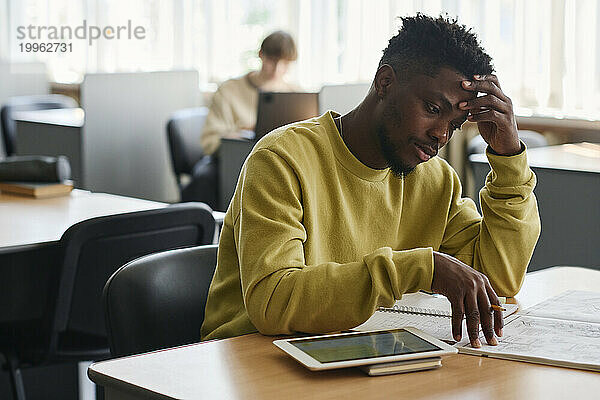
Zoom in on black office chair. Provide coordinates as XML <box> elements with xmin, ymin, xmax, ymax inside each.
<box><xmin>103</xmin><ymin>244</ymin><xmax>218</xmax><ymax>358</ymax></box>
<box><xmin>0</xmin><ymin>94</ymin><xmax>78</xmax><ymax>156</ymax></box>
<box><xmin>1</xmin><ymin>203</ymin><xmax>215</xmax><ymax>400</ymax></box>
<box><xmin>167</xmin><ymin>107</ymin><xmax>218</xmax><ymax>209</ymax></box>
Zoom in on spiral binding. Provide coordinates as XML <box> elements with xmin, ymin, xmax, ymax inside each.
<box><xmin>377</xmin><ymin>305</ymin><xmax>451</xmax><ymax>317</ymax></box>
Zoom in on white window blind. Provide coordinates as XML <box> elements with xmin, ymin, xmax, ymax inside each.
<box><xmin>2</xmin><ymin>0</ymin><xmax>599</xmax><ymax>117</ymax></box>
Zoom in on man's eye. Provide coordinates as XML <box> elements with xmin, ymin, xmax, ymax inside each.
<box><xmin>425</xmin><ymin>102</ymin><xmax>440</xmax><ymax>114</ymax></box>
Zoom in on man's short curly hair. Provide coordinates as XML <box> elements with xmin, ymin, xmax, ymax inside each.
<box><xmin>380</xmin><ymin>14</ymin><xmax>493</xmax><ymax>81</ymax></box>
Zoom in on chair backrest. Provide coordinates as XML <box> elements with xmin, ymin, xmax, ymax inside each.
<box><xmin>0</xmin><ymin>94</ymin><xmax>78</xmax><ymax>156</ymax></box>
<box><xmin>166</xmin><ymin>107</ymin><xmax>209</xmax><ymax>182</ymax></box>
<box><xmin>103</xmin><ymin>244</ymin><xmax>218</xmax><ymax>357</ymax></box>
<box><xmin>46</xmin><ymin>203</ymin><xmax>215</xmax><ymax>357</ymax></box>
<box><xmin>467</xmin><ymin>130</ymin><xmax>549</xmax><ymax>155</ymax></box>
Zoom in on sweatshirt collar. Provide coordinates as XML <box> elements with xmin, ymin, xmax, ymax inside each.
<box><xmin>320</xmin><ymin>111</ymin><xmax>390</xmax><ymax>182</ymax></box>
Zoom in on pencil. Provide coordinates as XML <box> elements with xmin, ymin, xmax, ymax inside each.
<box><xmin>491</xmin><ymin>304</ymin><xmax>506</xmax><ymax>312</ymax></box>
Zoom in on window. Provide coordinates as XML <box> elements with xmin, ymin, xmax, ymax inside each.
<box><xmin>3</xmin><ymin>0</ymin><xmax>599</xmax><ymax>117</ymax></box>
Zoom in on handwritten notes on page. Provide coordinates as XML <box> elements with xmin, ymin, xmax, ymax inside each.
<box><xmin>458</xmin><ymin>314</ymin><xmax>600</xmax><ymax>371</ymax></box>
<box><xmin>524</xmin><ymin>290</ymin><xmax>600</xmax><ymax>324</ymax></box>
<box><xmin>458</xmin><ymin>290</ymin><xmax>600</xmax><ymax>372</ymax></box>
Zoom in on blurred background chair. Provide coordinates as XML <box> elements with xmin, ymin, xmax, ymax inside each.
<box><xmin>0</xmin><ymin>94</ymin><xmax>78</xmax><ymax>157</ymax></box>
<box><xmin>166</xmin><ymin>107</ymin><xmax>219</xmax><ymax>209</ymax></box>
<box><xmin>1</xmin><ymin>203</ymin><xmax>215</xmax><ymax>400</ymax></box>
<box><xmin>103</xmin><ymin>244</ymin><xmax>218</xmax><ymax>358</ymax></box>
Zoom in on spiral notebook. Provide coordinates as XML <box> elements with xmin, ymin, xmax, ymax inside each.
<box><xmin>352</xmin><ymin>292</ymin><xmax>518</xmax><ymax>342</ymax></box>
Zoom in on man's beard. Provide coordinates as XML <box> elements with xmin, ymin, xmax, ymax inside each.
<box><xmin>376</xmin><ymin>124</ymin><xmax>416</xmax><ymax>178</ymax></box>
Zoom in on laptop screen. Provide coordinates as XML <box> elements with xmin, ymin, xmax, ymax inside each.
<box><xmin>254</xmin><ymin>92</ymin><xmax>319</xmax><ymax>140</ymax></box>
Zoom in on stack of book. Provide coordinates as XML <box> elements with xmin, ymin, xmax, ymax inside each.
<box><xmin>0</xmin><ymin>180</ymin><xmax>73</xmax><ymax>198</ymax></box>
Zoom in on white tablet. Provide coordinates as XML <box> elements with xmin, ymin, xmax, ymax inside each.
<box><xmin>273</xmin><ymin>327</ymin><xmax>457</xmax><ymax>371</ymax></box>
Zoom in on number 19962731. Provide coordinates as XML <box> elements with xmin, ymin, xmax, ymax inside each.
<box><xmin>19</xmin><ymin>42</ymin><xmax>73</xmax><ymax>52</ymax></box>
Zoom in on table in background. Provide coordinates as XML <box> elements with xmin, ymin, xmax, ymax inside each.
<box><xmin>0</xmin><ymin>189</ymin><xmax>167</xmax><ymax>323</ymax></box>
<box><xmin>89</xmin><ymin>266</ymin><xmax>600</xmax><ymax>400</ymax></box>
<box><xmin>470</xmin><ymin>143</ymin><xmax>600</xmax><ymax>272</ymax></box>
<box><xmin>0</xmin><ymin>189</ymin><xmax>224</xmax><ymax>323</ymax></box>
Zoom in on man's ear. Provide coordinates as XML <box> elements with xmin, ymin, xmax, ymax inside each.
<box><xmin>374</xmin><ymin>64</ymin><xmax>396</xmax><ymax>98</ymax></box>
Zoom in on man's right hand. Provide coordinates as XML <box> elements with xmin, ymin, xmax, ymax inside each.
<box><xmin>431</xmin><ymin>251</ymin><xmax>503</xmax><ymax>347</ymax></box>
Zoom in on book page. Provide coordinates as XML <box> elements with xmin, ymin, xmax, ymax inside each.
<box><xmin>457</xmin><ymin>315</ymin><xmax>600</xmax><ymax>371</ymax></box>
<box><xmin>352</xmin><ymin>311</ymin><xmax>457</xmax><ymax>342</ymax></box>
<box><xmin>524</xmin><ymin>290</ymin><xmax>600</xmax><ymax>324</ymax></box>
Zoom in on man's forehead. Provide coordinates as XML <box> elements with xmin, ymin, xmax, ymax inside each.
<box><xmin>426</xmin><ymin>86</ymin><xmax>476</xmax><ymax>104</ymax></box>
<box><xmin>412</xmin><ymin>69</ymin><xmax>477</xmax><ymax>104</ymax></box>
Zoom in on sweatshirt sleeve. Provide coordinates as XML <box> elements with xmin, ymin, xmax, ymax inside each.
<box><xmin>235</xmin><ymin>149</ymin><xmax>434</xmax><ymax>335</ymax></box>
<box><xmin>439</xmin><ymin>144</ymin><xmax>541</xmax><ymax>296</ymax></box>
<box><xmin>200</xmin><ymin>88</ymin><xmax>238</xmax><ymax>155</ymax></box>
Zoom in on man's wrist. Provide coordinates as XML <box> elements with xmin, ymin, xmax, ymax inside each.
<box><xmin>485</xmin><ymin>142</ymin><xmax>533</xmax><ymax>188</ymax></box>
<box><xmin>488</xmin><ymin>141</ymin><xmax>524</xmax><ymax>157</ymax></box>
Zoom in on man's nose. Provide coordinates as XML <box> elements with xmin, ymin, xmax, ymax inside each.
<box><xmin>427</xmin><ymin>123</ymin><xmax>448</xmax><ymax>147</ymax></box>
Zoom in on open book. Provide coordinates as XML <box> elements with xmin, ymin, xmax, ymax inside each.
<box><xmin>457</xmin><ymin>290</ymin><xmax>600</xmax><ymax>372</ymax></box>
<box><xmin>353</xmin><ymin>292</ymin><xmax>518</xmax><ymax>342</ymax></box>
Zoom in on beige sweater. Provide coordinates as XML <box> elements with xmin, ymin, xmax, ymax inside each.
<box><xmin>201</xmin><ymin>73</ymin><xmax>296</xmax><ymax>155</ymax></box>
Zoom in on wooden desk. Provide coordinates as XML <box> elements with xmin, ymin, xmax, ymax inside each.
<box><xmin>0</xmin><ymin>190</ymin><xmax>166</xmax><ymax>322</ymax></box>
<box><xmin>89</xmin><ymin>266</ymin><xmax>600</xmax><ymax>400</ymax></box>
<box><xmin>470</xmin><ymin>143</ymin><xmax>600</xmax><ymax>271</ymax></box>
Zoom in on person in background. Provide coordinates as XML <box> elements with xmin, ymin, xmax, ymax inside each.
<box><xmin>200</xmin><ymin>30</ymin><xmax>298</xmax><ymax>156</ymax></box>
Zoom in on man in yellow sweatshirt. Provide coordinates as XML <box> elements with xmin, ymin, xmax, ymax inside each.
<box><xmin>201</xmin><ymin>15</ymin><xmax>540</xmax><ymax>349</ymax></box>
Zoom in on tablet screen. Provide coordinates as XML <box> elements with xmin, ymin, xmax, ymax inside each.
<box><xmin>290</xmin><ymin>329</ymin><xmax>441</xmax><ymax>363</ymax></box>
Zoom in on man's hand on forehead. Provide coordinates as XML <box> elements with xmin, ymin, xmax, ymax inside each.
<box><xmin>458</xmin><ymin>74</ymin><xmax>521</xmax><ymax>156</ymax></box>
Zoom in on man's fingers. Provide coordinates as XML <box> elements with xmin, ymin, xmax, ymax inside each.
<box><xmin>486</xmin><ymin>283</ymin><xmax>504</xmax><ymax>337</ymax></box>
<box><xmin>451</xmin><ymin>299</ymin><xmax>465</xmax><ymax>342</ymax></box>
<box><xmin>459</xmin><ymin>94</ymin><xmax>510</xmax><ymax>115</ymax></box>
<box><xmin>476</xmin><ymin>73</ymin><xmax>502</xmax><ymax>89</ymax></box>
<box><xmin>466</xmin><ymin>109</ymin><xmax>514</xmax><ymax>129</ymax></box>
<box><xmin>477</xmin><ymin>289</ymin><xmax>497</xmax><ymax>346</ymax></box>
<box><xmin>493</xmin><ymin>304</ymin><xmax>504</xmax><ymax>338</ymax></box>
<box><xmin>465</xmin><ymin>293</ymin><xmax>481</xmax><ymax>348</ymax></box>
<box><xmin>467</xmin><ymin>109</ymin><xmax>505</xmax><ymax>124</ymax></box>
<box><xmin>462</xmin><ymin>78</ymin><xmax>507</xmax><ymax>101</ymax></box>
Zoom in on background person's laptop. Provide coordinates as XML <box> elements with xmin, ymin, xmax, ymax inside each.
<box><xmin>254</xmin><ymin>92</ymin><xmax>319</xmax><ymax>140</ymax></box>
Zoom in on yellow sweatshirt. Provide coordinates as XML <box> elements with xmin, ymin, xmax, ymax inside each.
<box><xmin>201</xmin><ymin>111</ymin><xmax>540</xmax><ymax>341</ymax></box>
